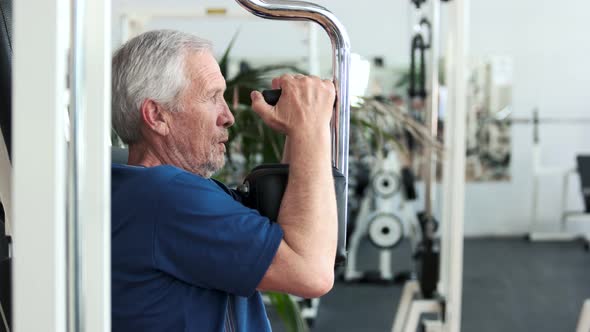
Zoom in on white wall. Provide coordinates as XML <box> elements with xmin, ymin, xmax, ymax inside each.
<box><xmin>462</xmin><ymin>0</ymin><xmax>590</xmax><ymax>235</ymax></box>
<box><xmin>113</xmin><ymin>0</ymin><xmax>414</xmax><ymax>68</ymax></box>
<box><xmin>112</xmin><ymin>0</ymin><xmax>590</xmax><ymax>236</ymax></box>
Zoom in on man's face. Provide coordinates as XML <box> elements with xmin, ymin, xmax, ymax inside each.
<box><xmin>166</xmin><ymin>51</ymin><xmax>234</xmax><ymax>177</ymax></box>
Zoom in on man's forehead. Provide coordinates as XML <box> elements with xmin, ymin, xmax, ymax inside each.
<box><xmin>187</xmin><ymin>51</ymin><xmax>225</xmax><ymax>91</ymax></box>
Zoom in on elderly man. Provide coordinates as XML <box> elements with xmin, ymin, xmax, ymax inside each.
<box><xmin>111</xmin><ymin>29</ymin><xmax>338</xmax><ymax>331</ymax></box>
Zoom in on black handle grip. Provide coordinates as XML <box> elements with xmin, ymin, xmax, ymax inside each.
<box><xmin>262</xmin><ymin>89</ymin><xmax>282</xmax><ymax>106</ymax></box>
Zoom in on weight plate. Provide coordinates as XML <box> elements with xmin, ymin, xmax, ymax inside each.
<box><xmin>372</xmin><ymin>171</ymin><xmax>400</xmax><ymax>198</ymax></box>
<box><xmin>368</xmin><ymin>213</ymin><xmax>403</xmax><ymax>249</ymax></box>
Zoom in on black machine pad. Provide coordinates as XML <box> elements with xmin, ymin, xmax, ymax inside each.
<box><xmin>239</xmin><ymin>164</ymin><xmax>348</xmax><ymax>265</ymax></box>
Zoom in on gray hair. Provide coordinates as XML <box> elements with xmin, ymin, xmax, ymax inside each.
<box><xmin>112</xmin><ymin>29</ymin><xmax>212</xmax><ymax>144</ymax></box>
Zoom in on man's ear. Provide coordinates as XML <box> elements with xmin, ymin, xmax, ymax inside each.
<box><xmin>139</xmin><ymin>99</ymin><xmax>170</xmax><ymax>136</ymax></box>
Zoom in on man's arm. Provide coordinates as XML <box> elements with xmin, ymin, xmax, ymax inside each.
<box><xmin>278</xmin><ymin>76</ymin><xmax>292</xmax><ymax>165</ymax></box>
<box><xmin>250</xmin><ymin>75</ymin><xmax>337</xmax><ymax>299</ymax></box>
<box><xmin>281</xmin><ymin>137</ymin><xmax>291</xmax><ymax>164</ymax></box>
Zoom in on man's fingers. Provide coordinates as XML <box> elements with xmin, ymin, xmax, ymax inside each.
<box><xmin>272</xmin><ymin>78</ymin><xmax>280</xmax><ymax>90</ymax></box>
<box><xmin>251</xmin><ymin>90</ymin><xmax>273</xmax><ymax>115</ymax></box>
<box><xmin>322</xmin><ymin>78</ymin><xmax>334</xmax><ymax>86</ymax></box>
<box><xmin>250</xmin><ymin>90</ymin><xmax>282</xmax><ymax>130</ymax></box>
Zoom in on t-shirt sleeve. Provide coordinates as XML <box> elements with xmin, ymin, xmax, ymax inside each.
<box><xmin>152</xmin><ymin>171</ymin><xmax>283</xmax><ymax>297</ymax></box>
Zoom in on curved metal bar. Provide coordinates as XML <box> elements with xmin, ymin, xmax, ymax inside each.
<box><xmin>234</xmin><ymin>0</ymin><xmax>351</xmax><ymax>181</ymax></box>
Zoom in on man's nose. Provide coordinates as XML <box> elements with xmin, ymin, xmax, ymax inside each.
<box><xmin>219</xmin><ymin>103</ymin><xmax>235</xmax><ymax>128</ymax></box>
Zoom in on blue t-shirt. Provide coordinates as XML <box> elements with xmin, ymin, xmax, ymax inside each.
<box><xmin>111</xmin><ymin>163</ymin><xmax>283</xmax><ymax>332</ymax></box>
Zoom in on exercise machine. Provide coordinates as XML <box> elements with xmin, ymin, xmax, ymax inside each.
<box><xmin>393</xmin><ymin>0</ymin><xmax>467</xmax><ymax>331</ymax></box>
<box><xmin>561</xmin><ymin>155</ymin><xmax>590</xmax><ymax>250</ymax></box>
<box><xmin>234</xmin><ymin>0</ymin><xmax>350</xmax><ymax>326</ymax></box>
<box><xmin>10</xmin><ymin>0</ymin><xmax>112</xmax><ymax>330</ymax></box>
<box><xmin>343</xmin><ymin>0</ymin><xmax>446</xmax><ymax>285</ymax></box>
<box><xmin>0</xmin><ymin>0</ymin><xmax>12</xmax><ymax>330</ymax></box>
<box><xmin>408</xmin><ymin>0</ymin><xmax>442</xmax><ymax>301</ymax></box>
<box><xmin>393</xmin><ymin>0</ymin><xmax>444</xmax><ymax>328</ymax></box>
<box><xmin>343</xmin><ymin>151</ymin><xmax>419</xmax><ymax>284</ymax></box>
<box><xmin>523</xmin><ymin>109</ymin><xmax>590</xmax><ymax>244</ymax></box>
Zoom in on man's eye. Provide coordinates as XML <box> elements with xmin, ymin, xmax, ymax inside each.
<box><xmin>212</xmin><ymin>93</ymin><xmax>224</xmax><ymax>103</ymax></box>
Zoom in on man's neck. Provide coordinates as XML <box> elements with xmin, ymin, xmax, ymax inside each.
<box><xmin>127</xmin><ymin>141</ymin><xmax>210</xmax><ymax>178</ymax></box>
<box><xmin>127</xmin><ymin>142</ymin><xmax>164</xmax><ymax>168</ymax></box>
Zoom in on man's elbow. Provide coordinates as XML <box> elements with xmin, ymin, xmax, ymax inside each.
<box><xmin>299</xmin><ymin>269</ymin><xmax>334</xmax><ymax>299</ymax></box>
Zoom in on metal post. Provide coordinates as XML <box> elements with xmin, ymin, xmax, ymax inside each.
<box><xmin>392</xmin><ymin>280</ymin><xmax>421</xmax><ymax>332</ymax></box>
<box><xmin>440</xmin><ymin>0</ymin><xmax>468</xmax><ymax>331</ymax></box>
<box><xmin>68</xmin><ymin>0</ymin><xmax>86</xmax><ymax>329</ymax></box>
<box><xmin>530</xmin><ymin>109</ymin><xmax>541</xmax><ymax>233</ymax></box>
<box><xmin>81</xmin><ymin>0</ymin><xmax>112</xmax><ymax>330</ymax></box>
<box><xmin>13</xmin><ymin>0</ymin><xmax>69</xmax><ymax>330</ymax></box>
<box><xmin>560</xmin><ymin>170</ymin><xmax>571</xmax><ymax>231</ymax></box>
<box><xmin>424</xmin><ymin>0</ymin><xmax>441</xmax><ymax>218</ymax></box>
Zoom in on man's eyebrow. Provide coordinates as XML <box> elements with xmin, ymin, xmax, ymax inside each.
<box><xmin>201</xmin><ymin>83</ymin><xmax>224</xmax><ymax>94</ymax></box>
<box><xmin>211</xmin><ymin>86</ymin><xmax>226</xmax><ymax>94</ymax></box>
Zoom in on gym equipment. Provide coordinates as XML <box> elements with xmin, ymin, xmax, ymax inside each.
<box><xmin>575</xmin><ymin>156</ymin><xmax>590</xmax><ymax>214</ymax></box>
<box><xmin>234</xmin><ymin>0</ymin><xmax>350</xmax><ymax>327</ymax></box>
<box><xmin>239</xmin><ymin>164</ymin><xmax>346</xmax><ymax>262</ymax></box>
<box><xmin>560</xmin><ymin>155</ymin><xmax>590</xmax><ymax>250</ymax></box>
<box><xmin>67</xmin><ymin>0</ymin><xmax>87</xmax><ymax>328</ymax></box>
<box><xmin>577</xmin><ymin>299</ymin><xmax>590</xmax><ymax>332</ymax></box>
<box><xmin>343</xmin><ymin>152</ymin><xmax>420</xmax><ymax>284</ymax></box>
<box><xmin>393</xmin><ymin>0</ymin><xmax>468</xmax><ymax>331</ymax></box>
<box><xmin>0</xmin><ymin>0</ymin><xmax>10</xmax><ymax>161</ymax></box>
<box><xmin>406</xmin><ymin>0</ymin><xmax>442</xmax><ymax>297</ymax></box>
<box><xmin>408</xmin><ymin>33</ymin><xmax>427</xmax><ymax>100</ymax></box>
<box><xmin>368</xmin><ymin>212</ymin><xmax>404</xmax><ymax>249</ymax></box>
<box><xmin>411</xmin><ymin>0</ymin><xmax>427</xmax><ymax>9</ymax></box>
<box><xmin>373</xmin><ymin>170</ymin><xmax>401</xmax><ymax>198</ymax></box>
<box><xmin>0</xmin><ymin>0</ymin><xmax>11</xmax><ymax>330</ymax></box>
<box><xmin>521</xmin><ymin>109</ymin><xmax>590</xmax><ymax>244</ymax></box>
<box><xmin>1</xmin><ymin>205</ymin><xmax>10</xmax><ymax>332</ymax></box>
<box><xmin>234</xmin><ymin>0</ymin><xmax>351</xmax><ymax>264</ymax></box>
<box><xmin>11</xmin><ymin>0</ymin><xmax>112</xmax><ymax>329</ymax></box>
<box><xmin>406</xmin><ymin>1</ymin><xmax>441</xmax><ymax>283</ymax></box>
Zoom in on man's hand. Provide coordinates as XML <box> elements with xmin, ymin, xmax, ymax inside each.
<box><xmin>250</xmin><ymin>74</ymin><xmax>335</xmax><ymax>138</ymax></box>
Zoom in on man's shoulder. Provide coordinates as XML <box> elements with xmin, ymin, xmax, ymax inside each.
<box><xmin>111</xmin><ymin>163</ymin><xmax>238</xmax><ymax>208</ymax></box>
<box><xmin>112</xmin><ymin>163</ymin><xmax>185</xmax><ymax>185</ymax></box>
<box><xmin>112</xmin><ymin>163</ymin><xmax>214</xmax><ymax>196</ymax></box>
